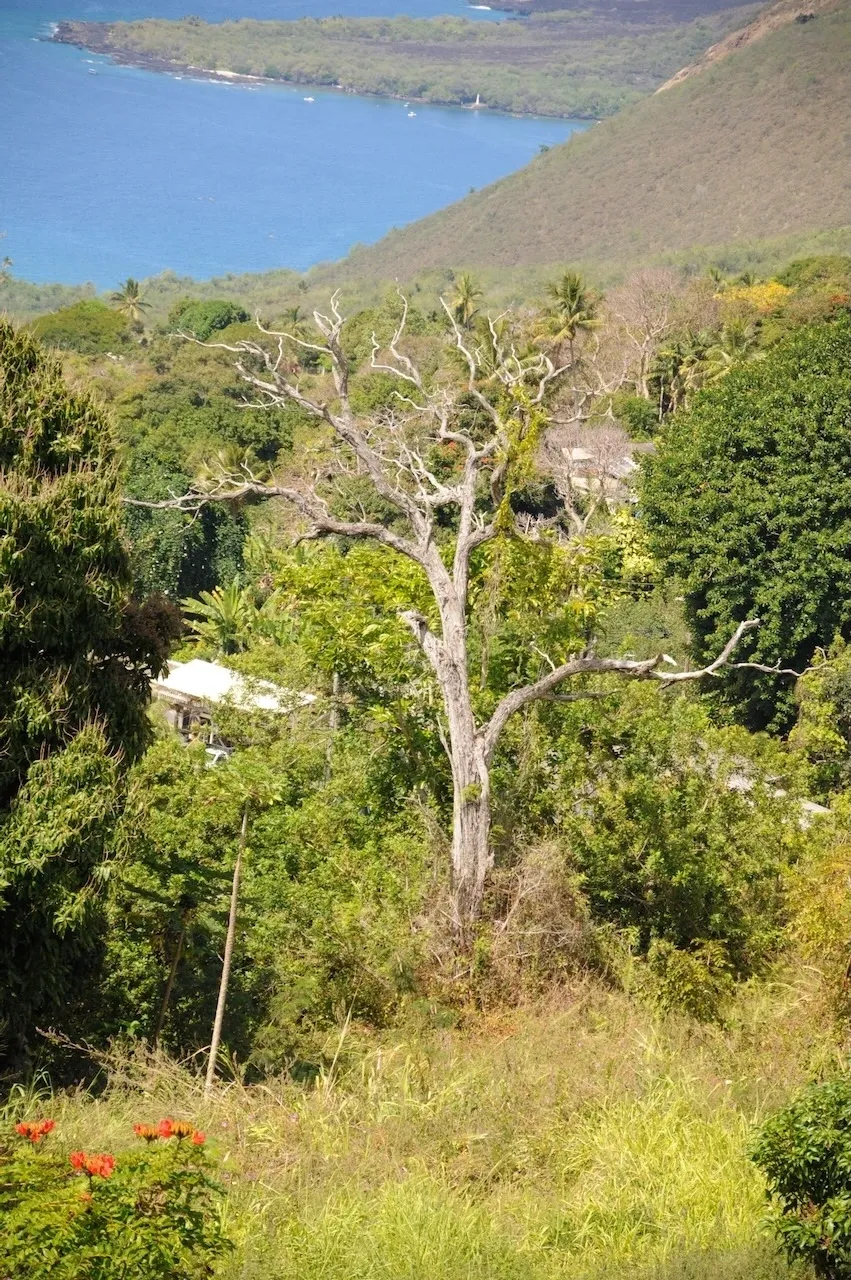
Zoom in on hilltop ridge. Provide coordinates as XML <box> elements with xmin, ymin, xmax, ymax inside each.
<box><xmin>329</xmin><ymin>0</ymin><xmax>851</xmax><ymax>279</ymax></box>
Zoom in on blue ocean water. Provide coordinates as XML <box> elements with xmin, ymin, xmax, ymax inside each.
<box><xmin>0</xmin><ymin>1</ymin><xmax>584</xmax><ymax>288</ymax></box>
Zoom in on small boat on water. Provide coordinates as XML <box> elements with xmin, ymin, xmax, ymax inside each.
<box><xmin>304</xmin><ymin>96</ymin><xmax>314</xmax><ymax>102</ymax></box>
<box><xmin>88</xmin><ymin>68</ymin><xmax>97</xmax><ymax>75</ymax></box>
<box><xmin>408</xmin><ymin>111</ymin><xmax>416</xmax><ymax>117</ymax></box>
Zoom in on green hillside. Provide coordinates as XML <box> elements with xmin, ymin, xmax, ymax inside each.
<box><xmin>331</xmin><ymin>0</ymin><xmax>851</xmax><ymax>279</ymax></box>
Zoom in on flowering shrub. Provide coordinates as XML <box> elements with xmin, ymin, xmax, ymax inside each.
<box><xmin>0</xmin><ymin>1116</ymin><xmax>230</xmax><ymax>1278</ymax></box>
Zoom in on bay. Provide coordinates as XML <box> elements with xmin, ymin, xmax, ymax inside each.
<box><xmin>0</xmin><ymin>1</ymin><xmax>585</xmax><ymax>288</ymax></box>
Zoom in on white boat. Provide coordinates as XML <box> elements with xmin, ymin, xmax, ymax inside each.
<box><xmin>408</xmin><ymin>110</ymin><xmax>416</xmax><ymax>117</ymax></box>
<box><xmin>304</xmin><ymin>96</ymin><xmax>314</xmax><ymax>102</ymax></box>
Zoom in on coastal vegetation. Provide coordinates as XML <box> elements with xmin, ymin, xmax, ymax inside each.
<box><xmin>53</xmin><ymin>6</ymin><xmax>755</xmax><ymax>120</ymax></box>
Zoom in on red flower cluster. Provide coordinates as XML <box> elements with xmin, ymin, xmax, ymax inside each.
<box><xmin>69</xmin><ymin>1151</ymin><xmax>116</xmax><ymax>1179</ymax></box>
<box><xmin>133</xmin><ymin>1118</ymin><xmax>205</xmax><ymax>1145</ymax></box>
<box><xmin>15</xmin><ymin>1119</ymin><xmax>55</xmax><ymax>1144</ymax></box>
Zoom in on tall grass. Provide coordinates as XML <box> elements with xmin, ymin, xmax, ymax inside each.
<box><xmin>5</xmin><ymin>975</ymin><xmax>834</xmax><ymax>1279</ymax></box>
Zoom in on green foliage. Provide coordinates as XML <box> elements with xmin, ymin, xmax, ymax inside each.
<box><xmin>0</xmin><ymin>322</ymin><xmax>172</xmax><ymax>798</ymax></box>
<box><xmin>30</xmin><ymin>300</ymin><xmax>133</xmax><ymax>355</ymax></box>
<box><xmin>0</xmin><ymin>1120</ymin><xmax>229</xmax><ymax>1279</ymax></box>
<box><xmin>553</xmin><ymin>685</ymin><xmax>811</xmax><ymax>984</ymax></box>
<box><xmin>183</xmin><ymin>579</ymin><xmax>258</xmax><ymax>654</ymax></box>
<box><xmin>789</xmin><ymin>642</ymin><xmax>851</xmax><ymax>798</ymax></box>
<box><xmin>611</xmin><ymin>389</ymin><xmax>659</xmax><ymax>439</ymax></box>
<box><xmin>642</xmin><ymin>315</ymin><xmax>851</xmax><ymax>729</ymax></box>
<box><xmin>752</xmin><ymin>1077</ymin><xmax>851</xmax><ymax>1278</ymax></box>
<box><xmin>167</xmin><ymin>297</ymin><xmax>249</xmax><ymax>340</ymax></box>
<box><xmin>0</xmin><ymin>322</ymin><xmax>179</xmax><ymax>1063</ymax></box>
<box><xmin>0</xmin><ymin>727</ymin><xmax>123</xmax><ymax>1060</ymax></box>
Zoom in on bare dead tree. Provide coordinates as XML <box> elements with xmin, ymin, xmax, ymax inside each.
<box><xmin>539</xmin><ymin>422</ymin><xmax>636</xmax><ymax>536</ymax></box>
<box><xmin>129</xmin><ymin>295</ymin><xmax>778</xmax><ymax>938</ymax></box>
<box><xmin>606</xmin><ymin>268</ymin><xmax>687</xmax><ymax>399</ymax></box>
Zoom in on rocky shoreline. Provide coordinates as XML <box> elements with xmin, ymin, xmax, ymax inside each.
<box><xmin>50</xmin><ymin>22</ymin><xmax>279</xmax><ymax>88</ymax></box>
<box><xmin>49</xmin><ymin>21</ymin><xmax>511</xmax><ymax>109</ymax></box>
<box><xmin>49</xmin><ymin>20</ymin><xmax>578</xmax><ymax>117</ymax></box>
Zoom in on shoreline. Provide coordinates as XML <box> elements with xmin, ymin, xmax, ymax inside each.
<box><xmin>48</xmin><ymin>22</ymin><xmax>592</xmax><ymax>122</ymax></box>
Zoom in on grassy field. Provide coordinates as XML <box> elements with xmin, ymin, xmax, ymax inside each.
<box><xmin>6</xmin><ymin>973</ymin><xmax>840</xmax><ymax>1279</ymax></box>
<box><xmin>323</xmin><ymin>0</ymin><xmax>851</xmax><ymax>279</ymax></box>
<box><xmin>53</xmin><ymin>6</ymin><xmax>754</xmax><ymax>121</ymax></box>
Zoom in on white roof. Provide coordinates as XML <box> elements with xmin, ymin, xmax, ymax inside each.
<box><xmin>152</xmin><ymin>659</ymin><xmax>314</xmax><ymax>713</ymax></box>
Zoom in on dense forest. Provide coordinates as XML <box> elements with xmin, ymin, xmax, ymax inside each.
<box><xmin>53</xmin><ymin>6</ymin><xmax>754</xmax><ymax>120</ymax></box>
<box><xmin>3</xmin><ymin>253</ymin><xmax>851</xmax><ymax>1276</ymax></box>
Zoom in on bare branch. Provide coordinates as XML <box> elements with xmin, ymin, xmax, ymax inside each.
<box><xmin>481</xmin><ymin>619</ymin><xmax>762</xmax><ymax>763</ymax></box>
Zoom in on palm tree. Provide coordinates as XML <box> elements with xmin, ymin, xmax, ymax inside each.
<box><xmin>111</xmin><ymin>277</ymin><xmax>150</xmax><ymax>325</ymax></box>
<box><xmin>539</xmin><ymin>270</ymin><xmax>599</xmax><ymax>365</ymax></box>
<box><xmin>651</xmin><ymin>330</ymin><xmax>710</xmax><ymax>418</ymax></box>
<box><xmin>450</xmin><ymin>273</ymin><xmax>483</xmax><ymax>329</ymax></box>
<box><xmin>702</xmin><ymin>318</ymin><xmax>762</xmax><ymax>383</ymax></box>
<box><xmin>182</xmin><ymin>580</ymin><xmax>258</xmax><ymax>655</ymax></box>
<box><xmin>195</xmin><ymin>446</ymin><xmax>270</xmax><ymax>497</ymax></box>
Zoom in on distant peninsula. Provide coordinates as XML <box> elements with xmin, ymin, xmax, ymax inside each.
<box><xmin>52</xmin><ymin>7</ymin><xmax>755</xmax><ymax>120</ymax></box>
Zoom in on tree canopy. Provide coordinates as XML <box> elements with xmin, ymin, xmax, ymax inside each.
<box><xmin>642</xmin><ymin>313</ymin><xmax>851</xmax><ymax>728</ymax></box>
<box><xmin>0</xmin><ymin>322</ymin><xmax>178</xmax><ymax>1061</ymax></box>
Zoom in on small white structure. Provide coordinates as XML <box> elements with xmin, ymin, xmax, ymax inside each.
<box><xmin>152</xmin><ymin>659</ymin><xmax>315</xmax><ymax>749</ymax></box>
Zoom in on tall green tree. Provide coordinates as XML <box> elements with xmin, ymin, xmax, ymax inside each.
<box><xmin>0</xmin><ymin>321</ymin><xmax>176</xmax><ymax>1061</ymax></box>
<box><xmin>450</xmin><ymin>273</ymin><xmax>482</xmax><ymax>329</ymax></box>
<box><xmin>642</xmin><ymin>315</ymin><xmax>851</xmax><ymax>728</ymax></box>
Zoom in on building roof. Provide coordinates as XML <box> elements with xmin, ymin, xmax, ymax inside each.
<box><xmin>151</xmin><ymin>659</ymin><xmax>314</xmax><ymax>714</ymax></box>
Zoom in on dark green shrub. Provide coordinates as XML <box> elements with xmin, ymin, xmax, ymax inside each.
<box><xmin>752</xmin><ymin>1078</ymin><xmax>851</xmax><ymax>1278</ymax></box>
<box><xmin>643</xmin><ymin>315</ymin><xmax>851</xmax><ymax>730</ymax></box>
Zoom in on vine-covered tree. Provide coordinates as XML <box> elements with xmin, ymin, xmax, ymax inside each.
<box><xmin>0</xmin><ymin>321</ymin><xmax>178</xmax><ymax>1061</ymax></box>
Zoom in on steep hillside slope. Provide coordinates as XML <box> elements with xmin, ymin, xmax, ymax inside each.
<box><xmin>335</xmin><ymin>0</ymin><xmax>851</xmax><ymax>278</ymax></box>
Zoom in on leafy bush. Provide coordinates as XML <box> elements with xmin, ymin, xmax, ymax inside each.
<box><xmin>554</xmin><ymin>686</ymin><xmax>812</xmax><ymax>986</ymax></box>
<box><xmin>752</xmin><ymin>1078</ymin><xmax>851</xmax><ymax>1278</ymax></box>
<box><xmin>30</xmin><ymin>300</ymin><xmax>133</xmax><ymax>354</ymax></box>
<box><xmin>0</xmin><ymin>1116</ymin><xmax>230</xmax><ymax>1278</ymax></box>
<box><xmin>167</xmin><ymin>298</ymin><xmax>249</xmax><ymax>341</ymax></box>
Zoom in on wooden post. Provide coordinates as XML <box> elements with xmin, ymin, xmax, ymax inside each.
<box><xmin>205</xmin><ymin>803</ymin><xmax>248</xmax><ymax>1095</ymax></box>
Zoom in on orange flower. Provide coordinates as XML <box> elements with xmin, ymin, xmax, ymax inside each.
<box><xmin>133</xmin><ymin>1123</ymin><xmax>160</xmax><ymax>1142</ymax></box>
<box><xmin>15</xmin><ymin>1119</ymin><xmax>55</xmax><ymax>1143</ymax></box>
<box><xmin>85</xmin><ymin>1154</ymin><xmax>116</xmax><ymax>1179</ymax></box>
<box><xmin>70</xmin><ymin>1151</ymin><xmax>116</xmax><ymax>1178</ymax></box>
<box><xmin>191</xmin><ymin>1130</ymin><xmax>206</xmax><ymax>1146</ymax></box>
<box><xmin>170</xmin><ymin>1120</ymin><xmax>195</xmax><ymax>1140</ymax></box>
<box><xmin>157</xmin><ymin>1117</ymin><xmax>175</xmax><ymax>1139</ymax></box>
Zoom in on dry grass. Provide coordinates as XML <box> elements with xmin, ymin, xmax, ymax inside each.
<box><xmin>4</xmin><ymin>972</ymin><xmax>840</xmax><ymax>1278</ymax></box>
